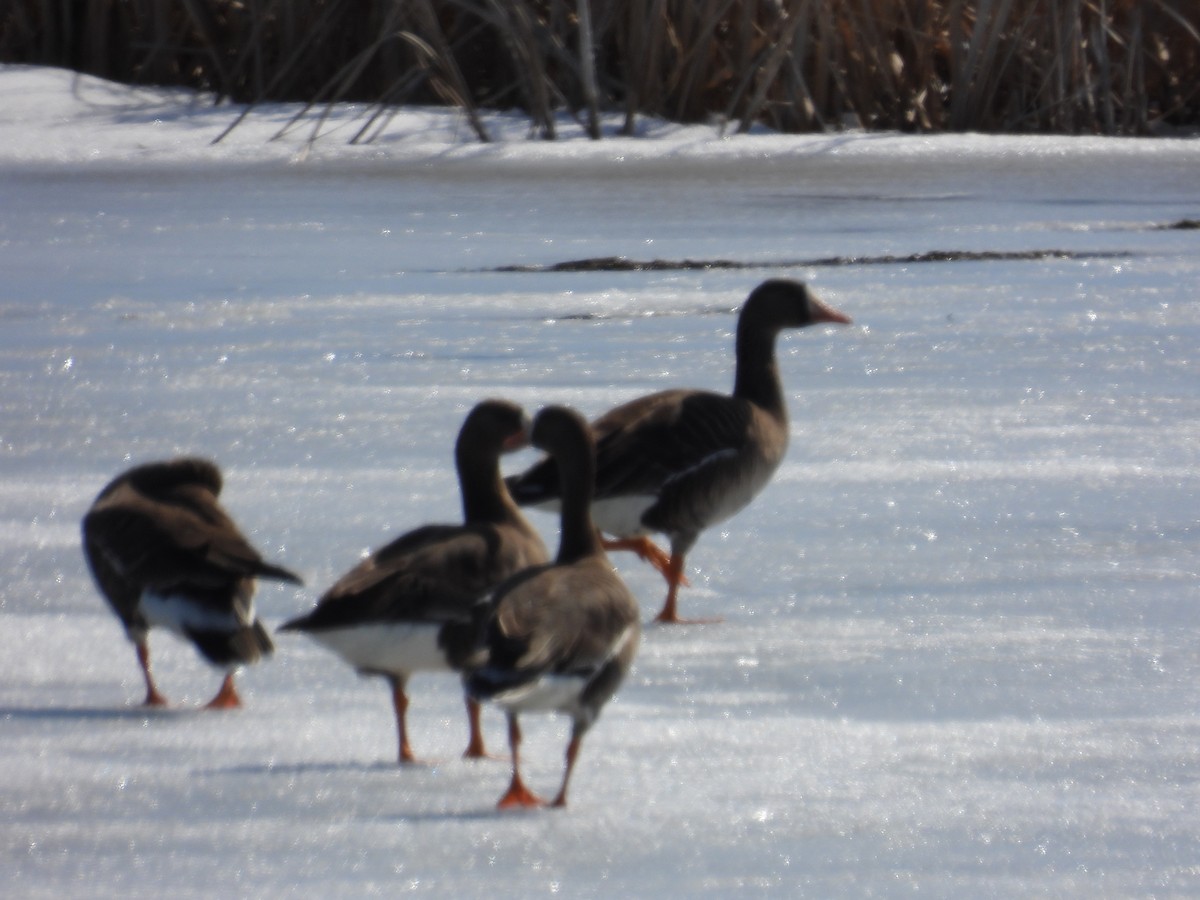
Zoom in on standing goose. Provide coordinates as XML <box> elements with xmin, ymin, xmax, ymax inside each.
<box><xmin>279</xmin><ymin>399</ymin><xmax>548</xmax><ymax>764</ymax></box>
<box><xmin>506</xmin><ymin>278</ymin><xmax>852</xmax><ymax>623</ymax></box>
<box><xmin>466</xmin><ymin>405</ymin><xmax>640</xmax><ymax>809</ymax></box>
<box><xmin>82</xmin><ymin>457</ymin><xmax>302</xmax><ymax>709</ymax></box>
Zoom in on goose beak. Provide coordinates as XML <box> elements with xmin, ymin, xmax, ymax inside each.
<box><xmin>811</xmin><ymin>294</ymin><xmax>853</xmax><ymax>325</ymax></box>
<box><xmin>502</xmin><ymin>425</ymin><xmax>533</xmax><ymax>453</ymax></box>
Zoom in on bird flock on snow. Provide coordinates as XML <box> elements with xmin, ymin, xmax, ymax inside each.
<box><xmin>81</xmin><ymin>278</ymin><xmax>852</xmax><ymax>809</ymax></box>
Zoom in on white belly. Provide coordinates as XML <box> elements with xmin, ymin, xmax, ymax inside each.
<box><xmin>588</xmin><ymin>494</ymin><xmax>657</xmax><ymax>538</ymax></box>
<box><xmin>532</xmin><ymin>494</ymin><xmax>656</xmax><ymax>539</ymax></box>
<box><xmin>304</xmin><ymin>622</ymin><xmax>450</xmax><ymax>676</ymax></box>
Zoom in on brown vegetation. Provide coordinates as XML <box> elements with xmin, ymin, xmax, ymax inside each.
<box><xmin>2</xmin><ymin>1</ymin><xmax>1197</xmax><ymax>139</ymax></box>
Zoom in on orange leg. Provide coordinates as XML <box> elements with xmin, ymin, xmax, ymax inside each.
<box><xmin>654</xmin><ymin>553</ymin><xmax>721</xmax><ymax>625</ymax></box>
<box><xmin>391</xmin><ymin>678</ymin><xmax>417</xmax><ymax>764</ymax></box>
<box><xmin>497</xmin><ymin>715</ymin><xmax>544</xmax><ymax>809</ymax></box>
<box><xmin>136</xmin><ymin>640</ymin><xmax>168</xmax><ymax>707</ymax></box>
<box><xmin>550</xmin><ymin>733</ymin><xmax>582</xmax><ymax>808</ymax></box>
<box><xmin>462</xmin><ymin>696</ymin><xmax>489</xmax><ymax>760</ymax></box>
<box><xmin>205</xmin><ymin>673</ymin><xmax>243</xmax><ymax>709</ymax></box>
<box><xmin>603</xmin><ymin>536</ymin><xmax>689</xmax><ymax>587</ymax></box>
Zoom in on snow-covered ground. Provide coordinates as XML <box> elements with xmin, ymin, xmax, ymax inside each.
<box><xmin>2</xmin><ymin>65</ymin><xmax>1199</xmax><ymax>897</ymax></box>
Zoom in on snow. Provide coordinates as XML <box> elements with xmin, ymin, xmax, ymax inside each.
<box><xmin>2</xmin><ymin>64</ymin><xmax>1199</xmax><ymax>897</ymax></box>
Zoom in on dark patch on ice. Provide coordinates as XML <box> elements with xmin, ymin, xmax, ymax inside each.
<box><xmin>0</xmin><ymin>705</ymin><xmax>192</xmax><ymax>721</ymax></box>
<box><xmin>1157</xmin><ymin>218</ymin><xmax>1200</xmax><ymax>230</ymax></box>
<box><xmin>551</xmin><ymin>304</ymin><xmax>735</xmax><ymax>321</ymax></box>
<box><xmin>214</xmin><ymin>759</ymin><xmax>405</xmax><ymax>777</ymax></box>
<box><xmin>494</xmin><ymin>248</ymin><xmax>1130</xmax><ymax>273</ymax></box>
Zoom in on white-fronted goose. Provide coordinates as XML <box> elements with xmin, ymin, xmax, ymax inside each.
<box><xmin>466</xmin><ymin>405</ymin><xmax>640</xmax><ymax>809</ymax></box>
<box><xmin>280</xmin><ymin>399</ymin><xmax>548</xmax><ymax>764</ymax></box>
<box><xmin>82</xmin><ymin>457</ymin><xmax>302</xmax><ymax>708</ymax></box>
<box><xmin>507</xmin><ymin>278</ymin><xmax>852</xmax><ymax>623</ymax></box>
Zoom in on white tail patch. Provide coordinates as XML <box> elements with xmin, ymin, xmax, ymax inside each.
<box><xmin>141</xmin><ymin>591</ymin><xmax>244</xmax><ymax>636</ymax></box>
<box><xmin>491</xmin><ymin>673</ymin><xmax>587</xmax><ymax>713</ymax></box>
<box><xmin>491</xmin><ymin>624</ymin><xmax>636</xmax><ymax>714</ymax></box>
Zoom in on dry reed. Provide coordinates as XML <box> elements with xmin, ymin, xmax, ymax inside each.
<box><xmin>2</xmin><ymin>0</ymin><xmax>1197</xmax><ymax>139</ymax></box>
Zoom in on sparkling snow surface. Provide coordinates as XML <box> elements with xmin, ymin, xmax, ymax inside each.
<box><xmin>2</xmin><ymin>66</ymin><xmax>1199</xmax><ymax>897</ymax></box>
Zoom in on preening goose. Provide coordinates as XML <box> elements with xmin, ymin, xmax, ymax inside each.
<box><xmin>82</xmin><ymin>457</ymin><xmax>302</xmax><ymax>708</ymax></box>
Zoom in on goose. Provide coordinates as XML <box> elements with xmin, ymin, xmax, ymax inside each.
<box><xmin>82</xmin><ymin>457</ymin><xmax>302</xmax><ymax>708</ymax></box>
<box><xmin>506</xmin><ymin>278</ymin><xmax>851</xmax><ymax>623</ymax></box>
<box><xmin>280</xmin><ymin>399</ymin><xmax>548</xmax><ymax>764</ymax></box>
<box><xmin>466</xmin><ymin>405</ymin><xmax>640</xmax><ymax>809</ymax></box>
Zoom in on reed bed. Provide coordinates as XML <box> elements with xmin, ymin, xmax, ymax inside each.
<box><xmin>3</xmin><ymin>0</ymin><xmax>1197</xmax><ymax>139</ymax></box>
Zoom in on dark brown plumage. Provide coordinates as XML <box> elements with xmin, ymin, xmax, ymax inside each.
<box><xmin>506</xmin><ymin>278</ymin><xmax>852</xmax><ymax>623</ymax></box>
<box><xmin>82</xmin><ymin>457</ymin><xmax>302</xmax><ymax>708</ymax></box>
<box><xmin>467</xmin><ymin>405</ymin><xmax>640</xmax><ymax>809</ymax></box>
<box><xmin>279</xmin><ymin>399</ymin><xmax>548</xmax><ymax>764</ymax></box>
